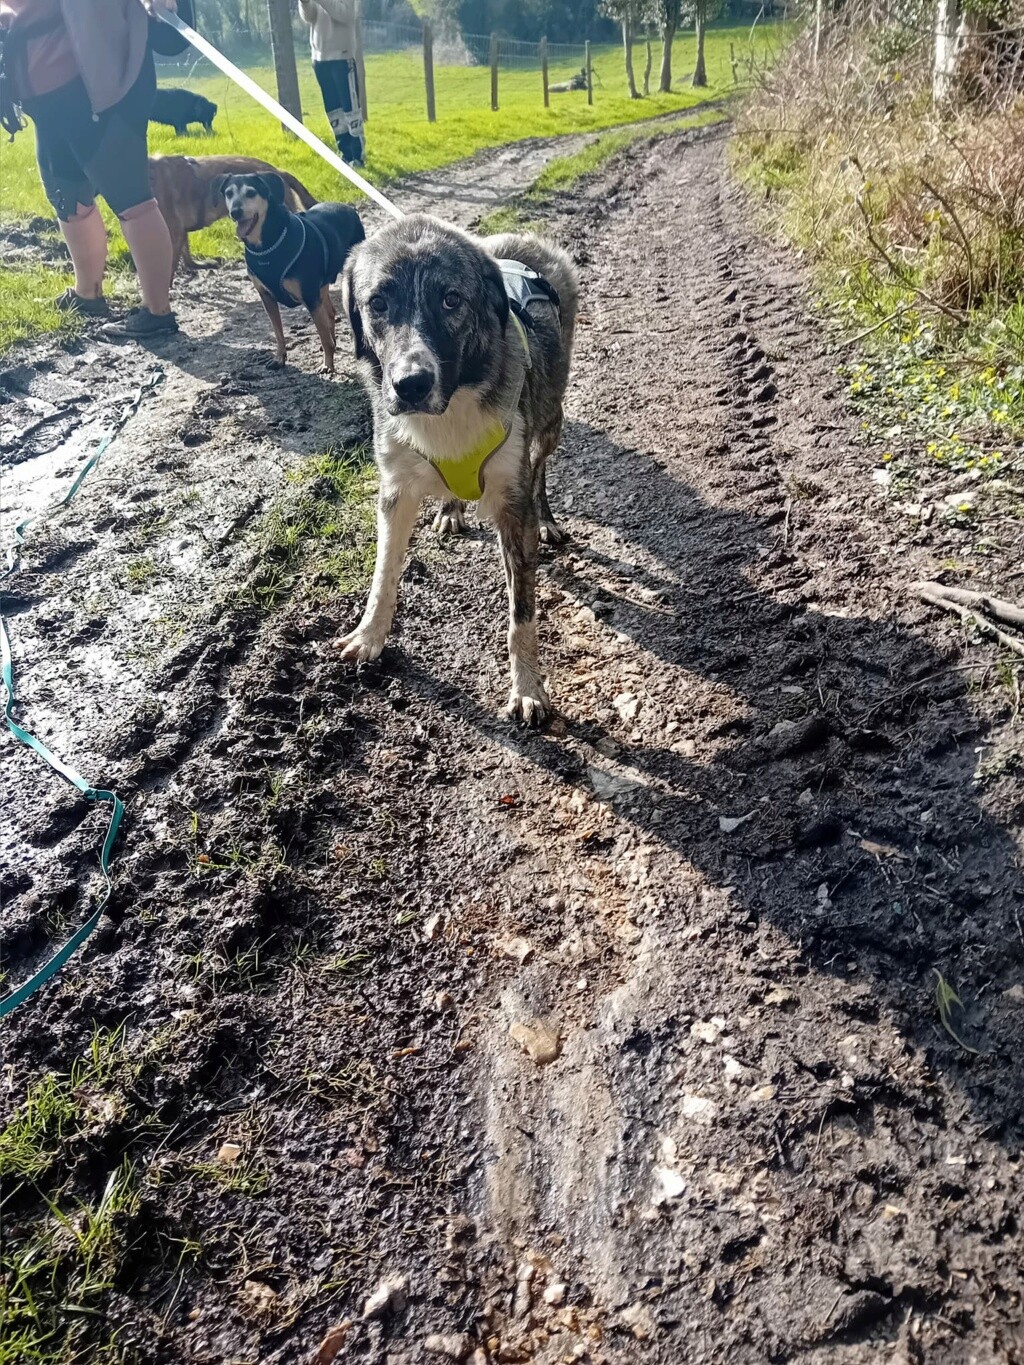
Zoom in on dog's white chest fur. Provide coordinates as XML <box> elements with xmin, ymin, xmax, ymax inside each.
<box><xmin>379</xmin><ymin>387</ymin><xmax>524</xmax><ymax>510</ymax></box>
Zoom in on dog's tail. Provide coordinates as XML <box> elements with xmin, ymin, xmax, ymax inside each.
<box><xmin>281</xmin><ymin>172</ymin><xmax>317</xmax><ymax>211</ymax></box>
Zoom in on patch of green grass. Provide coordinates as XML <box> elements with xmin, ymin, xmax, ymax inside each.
<box><xmin>0</xmin><ymin>24</ymin><xmax>783</xmax><ymax>351</ymax></box>
<box><xmin>478</xmin><ymin>107</ymin><xmax>726</xmax><ymax>233</ymax></box>
<box><xmin>732</xmin><ymin>114</ymin><xmax>1024</xmax><ymax>531</ymax></box>
<box><xmin>0</xmin><ymin>1028</ymin><xmax>136</xmax><ymax>1184</ymax></box>
<box><xmin>0</xmin><ymin>264</ymin><xmax>80</xmax><ymax>352</ymax></box>
<box><xmin>247</xmin><ymin>444</ymin><xmax>377</xmax><ymax>609</ymax></box>
<box><xmin>0</xmin><ymin>1033</ymin><xmax>148</xmax><ymax>1365</ymax></box>
<box><xmin>125</xmin><ymin>556</ymin><xmax>160</xmax><ymax>589</ymax></box>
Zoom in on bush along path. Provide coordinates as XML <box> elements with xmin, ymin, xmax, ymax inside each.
<box><xmin>2</xmin><ymin>125</ymin><xmax>1023</xmax><ymax>1364</ymax></box>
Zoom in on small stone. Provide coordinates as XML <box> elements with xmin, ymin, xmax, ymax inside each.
<box><xmin>510</xmin><ymin>1018</ymin><xmax>561</xmax><ymax>1065</ymax></box>
<box><xmin>362</xmin><ymin>1276</ymin><xmax>408</xmax><ymax>1320</ymax></box>
<box><xmin>498</xmin><ymin>936</ymin><xmax>535</xmax><ymax>964</ymax></box>
<box><xmin>613</xmin><ymin>692</ymin><xmax>641</xmax><ymax>721</ymax></box>
<box><xmin>217</xmin><ymin>1141</ymin><xmax>242</xmax><ymax>1164</ymax></box>
<box><xmin>543</xmin><ymin>1281</ymin><xmax>567</xmax><ymax>1305</ymax></box>
<box><xmin>652</xmin><ymin>1166</ymin><xmax>686</xmax><ymax>1204</ymax></box>
<box><xmin>680</xmin><ymin>1093</ymin><xmax>718</xmax><ymax>1124</ymax></box>
<box><xmin>424</xmin><ymin>1333</ymin><xmax>472</xmax><ymax>1359</ymax></box>
<box><xmin>690</xmin><ymin>1017</ymin><xmax>725</xmax><ymax>1044</ymax></box>
<box><xmin>722</xmin><ymin>1055</ymin><xmax>746</xmax><ymax>1081</ymax></box>
<box><xmin>1001</xmin><ymin>984</ymin><xmax>1024</xmax><ymax>1005</ymax></box>
<box><xmin>424</xmin><ymin>913</ymin><xmax>443</xmax><ymax>942</ymax></box>
<box><xmin>620</xmin><ymin>1301</ymin><xmax>655</xmax><ymax>1340</ymax></box>
<box><xmin>434</xmin><ymin>990</ymin><xmax>455</xmax><ymax>1012</ymax></box>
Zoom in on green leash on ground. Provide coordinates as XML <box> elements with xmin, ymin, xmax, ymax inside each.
<box><xmin>0</xmin><ymin>369</ymin><xmax>164</xmax><ymax>1020</ymax></box>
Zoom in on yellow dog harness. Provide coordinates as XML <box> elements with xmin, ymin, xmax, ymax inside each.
<box><xmin>420</xmin><ymin>261</ymin><xmax>559</xmax><ymax>501</ymax></box>
<box><xmin>428</xmin><ymin>312</ymin><xmax>531</xmax><ymax>501</ymax></box>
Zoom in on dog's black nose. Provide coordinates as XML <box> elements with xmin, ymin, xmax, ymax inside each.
<box><xmin>393</xmin><ymin>369</ymin><xmax>434</xmax><ymax>405</ymax></box>
<box><xmin>229</xmin><ymin>208</ymin><xmax>243</xmax><ymax>220</ymax></box>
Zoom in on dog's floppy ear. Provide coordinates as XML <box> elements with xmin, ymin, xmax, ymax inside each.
<box><xmin>342</xmin><ymin>253</ymin><xmax>367</xmax><ymax>360</ymax></box>
<box><xmin>262</xmin><ymin>172</ymin><xmax>287</xmax><ymax>206</ymax></box>
<box><xmin>483</xmin><ymin>255</ymin><xmax>509</xmax><ymax>331</ymax></box>
<box><xmin>211</xmin><ymin>174</ymin><xmax>231</xmax><ymax>207</ymax></box>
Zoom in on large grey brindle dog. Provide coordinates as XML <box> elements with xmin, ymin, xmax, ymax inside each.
<box><xmin>338</xmin><ymin>214</ymin><xmax>578</xmax><ymax>726</ymax></box>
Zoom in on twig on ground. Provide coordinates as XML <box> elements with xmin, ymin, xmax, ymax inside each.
<box><xmin>915</xmin><ymin>580</ymin><xmax>1024</xmax><ymax>630</ymax></box>
<box><xmin>915</xmin><ymin>582</ymin><xmax>1024</xmax><ymax>659</ymax></box>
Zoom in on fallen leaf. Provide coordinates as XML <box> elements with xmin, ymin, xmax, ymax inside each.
<box><xmin>313</xmin><ymin>1320</ymin><xmax>353</xmax><ymax>1364</ymax></box>
<box><xmin>509</xmin><ymin>1017</ymin><xmax>561</xmax><ymax>1065</ymax></box>
<box><xmin>719</xmin><ymin>812</ymin><xmax>754</xmax><ymax>833</ymax></box>
<box><xmin>859</xmin><ymin>839</ymin><xmax>906</xmax><ymax>860</ymax></box>
<box><xmin>498</xmin><ymin>794</ymin><xmax>520</xmax><ymax>807</ymax></box>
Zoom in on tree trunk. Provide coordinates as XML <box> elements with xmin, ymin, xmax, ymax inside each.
<box><xmin>266</xmin><ymin>0</ymin><xmax>303</xmax><ymax>125</ymax></box>
<box><xmin>659</xmin><ymin>20</ymin><xmax>676</xmax><ymax>91</ymax></box>
<box><xmin>692</xmin><ymin>0</ymin><xmax>708</xmax><ymax>87</ymax></box>
<box><xmin>623</xmin><ymin>14</ymin><xmax>640</xmax><ymax>99</ymax></box>
<box><xmin>643</xmin><ymin>31</ymin><xmax>653</xmax><ymax>95</ymax></box>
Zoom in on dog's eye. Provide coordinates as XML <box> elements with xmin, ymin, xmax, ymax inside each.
<box><xmin>443</xmin><ymin>290</ymin><xmax>462</xmax><ymax>311</ymax></box>
<box><xmin>368</xmin><ymin>295</ymin><xmax>387</xmax><ymax>316</ymax></box>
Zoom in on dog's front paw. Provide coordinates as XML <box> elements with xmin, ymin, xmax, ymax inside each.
<box><xmin>267</xmin><ymin>354</ymin><xmax>286</xmax><ymax>371</ymax></box>
<box><xmin>334</xmin><ymin>627</ymin><xmax>386</xmax><ymax>663</ymax></box>
<box><xmin>539</xmin><ymin>517</ymin><xmax>567</xmax><ymax>547</ymax></box>
<box><xmin>432</xmin><ymin>501</ymin><xmax>467</xmax><ymax>537</ymax></box>
<box><xmin>507</xmin><ymin>682</ymin><xmax>550</xmax><ymax>728</ymax></box>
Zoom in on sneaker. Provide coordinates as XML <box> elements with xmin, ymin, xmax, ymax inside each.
<box><xmin>101</xmin><ymin>307</ymin><xmax>179</xmax><ymax>340</ymax></box>
<box><xmin>55</xmin><ymin>287</ymin><xmax>110</xmax><ymax>318</ymax></box>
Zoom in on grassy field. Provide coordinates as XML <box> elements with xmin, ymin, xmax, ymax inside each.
<box><xmin>0</xmin><ymin>23</ymin><xmax>783</xmax><ymax>350</ymax></box>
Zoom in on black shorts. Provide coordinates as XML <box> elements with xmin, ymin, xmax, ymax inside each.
<box><xmin>21</xmin><ymin>53</ymin><xmax>155</xmax><ymax>221</ymax></box>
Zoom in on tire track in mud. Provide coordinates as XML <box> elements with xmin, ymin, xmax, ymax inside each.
<box><xmin>2</xmin><ymin>126</ymin><xmax>1023</xmax><ymax>1365</ymax></box>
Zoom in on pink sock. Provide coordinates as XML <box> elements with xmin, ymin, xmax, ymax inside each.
<box><xmin>119</xmin><ymin>198</ymin><xmax>174</xmax><ymax>315</ymax></box>
<box><xmin>60</xmin><ymin>202</ymin><xmax>107</xmax><ymax>299</ymax></box>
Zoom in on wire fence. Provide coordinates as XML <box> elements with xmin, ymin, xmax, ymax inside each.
<box><xmin>152</xmin><ymin>10</ymin><xmax>777</xmax><ymax>146</ymax></box>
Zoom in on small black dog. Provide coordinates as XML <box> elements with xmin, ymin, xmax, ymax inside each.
<box><xmin>219</xmin><ymin>171</ymin><xmax>364</xmax><ymax>374</ymax></box>
<box><xmin>151</xmin><ymin>87</ymin><xmax>217</xmax><ymax>136</ymax></box>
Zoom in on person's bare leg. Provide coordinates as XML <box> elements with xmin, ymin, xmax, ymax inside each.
<box><xmin>60</xmin><ymin>202</ymin><xmax>107</xmax><ymax>299</ymax></box>
<box><xmin>118</xmin><ymin>198</ymin><xmax>174</xmax><ymax>315</ymax></box>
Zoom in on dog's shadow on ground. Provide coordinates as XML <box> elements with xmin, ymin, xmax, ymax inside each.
<box><xmin>391</xmin><ymin>418</ymin><xmax>1024</xmax><ymax>1156</ymax></box>
<box><xmin>157</xmin><ymin>282</ymin><xmax>368</xmax><ymax>455</ymax></box>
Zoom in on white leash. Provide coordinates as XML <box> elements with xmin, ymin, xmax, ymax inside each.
<box><xmin>157</xmin><ymin>9</ymin><xmax>404</xmax><ymax>220</ymax></box>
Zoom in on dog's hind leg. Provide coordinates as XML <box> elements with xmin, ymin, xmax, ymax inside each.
<box><xmin>310</xmin><ymin>286</ymin><xmax>337</xmax><ymax>375</ymax></box>
<box><xmin>432</xmin><ymin>498</ymin><xmax>467</xmax><ymax>537</ymax></box>
<box><xmin>335</xmin><ymin>488</ymin><xmax>421</xmax><ymax>663</ymax></box>
<box><xmin>532</xmin><ymin>413</ymin><xmax>567</xmax><ymax>547</ymax></box>
<box><xmin>252</xmin><ymin>277</ymin><xmax>287</xmax><ymax>367</ymax></box>
<box><xmin>494</xmin><ymin>490</ymin><xmax>549</xmax><ymax>727</ymax></box>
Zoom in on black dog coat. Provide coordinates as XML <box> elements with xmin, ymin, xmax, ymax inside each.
<box><xmin>244</xmin><ymin>206</ymin><xmax>352</xmax><ymax>310</ymax></box>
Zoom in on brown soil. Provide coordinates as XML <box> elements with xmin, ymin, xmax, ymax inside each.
<box><xmin>2</xmin><ymin>125</ymin><xmax>1023</xmax><ymax>1365</ymax></box>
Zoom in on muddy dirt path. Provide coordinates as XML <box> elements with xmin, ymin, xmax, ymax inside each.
<box><xmin>3</xmin><ymin>127</ymin><xmax>1024</xmax><ymax>1365</ymax></box>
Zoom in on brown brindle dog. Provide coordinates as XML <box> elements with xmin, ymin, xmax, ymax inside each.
<box><xmin>148</xmin><ymin>155</ymin><xmax>317</xmax><ymax>278</ymax></box>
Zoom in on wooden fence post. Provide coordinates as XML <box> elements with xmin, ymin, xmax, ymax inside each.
<box><xmin>490</xmin><ymin>32</ymin><xmax>499</xmax><ymax>111</ymax></box>
<box><xmin>585</xmin><ymin>40</ymin><xmax>593</xmax><ymax>105</ymax></box>
<box><xmin>541</xmin><ymin>36</ymin><xmax>549</xmax><ymax>107</ymax></box>
<box><xmin>266</xmin><ymin>0</ymin><xmax>302</xmax><ymax>130</ymax></box>
<box><xmin>424</xmin><ymin>20</ymin><xmax>436</xmax><ymax>122</ymax></box>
